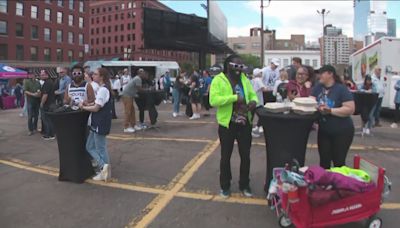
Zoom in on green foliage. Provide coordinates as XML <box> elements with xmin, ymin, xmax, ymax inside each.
<box><xmin>238</xmin><ymin>54</ymin><xmax>261</xmax><ymax>68</ymax></box>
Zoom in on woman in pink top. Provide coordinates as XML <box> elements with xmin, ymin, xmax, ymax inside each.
<box><xmin>286</xmin><ymin>66</ymin><xmax>314</xmax><ymax>101</ymax></box>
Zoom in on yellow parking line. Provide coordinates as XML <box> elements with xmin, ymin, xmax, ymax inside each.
<box><xmin>164</xmin><ymin>120</ymin><xmax>215</xmax><ymax>124</ymax></box>
<box><xmin>128</xmin><ymin>139</ymin><xmax>220</xmax><ymax>228</ymax></box>
<box><xmin>0</xmin><ymin>159</ymin><xmax>400</xmax><ymax>210</ymax></box>
<box><xmin>251</xmin><ymin>142</ymin><xmax>400</xmax><ymax>152</ymax></box>
<box><xmin>107</xmin><ymin>134</ymin><xmax>212</xmax><ymax>143</ymax></box>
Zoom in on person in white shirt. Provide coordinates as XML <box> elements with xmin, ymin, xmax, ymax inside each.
<box><xmin>79</xmin><ymin>68</ymin><xmax>113</xmax><ymax>182</ymax></box>
<box><xmin>262</xmin><ymin>58</ymin><xmax>281</xmax><ymax>91</ymax></box>
<box><xmin>370</xmin><ymin>66</ymin><xmax>385</xmax><ymax>127</ymax></box>
<box><xmin>251</xmin><ymin>68</ymin><xmax>267</xmax><ymax>137</ymax></box>
<box><xmin>120</xmin><ymin>68</ymin><xmax>131</xmax><ymax>92</ymax></box>
<box><xmin>273</xmin><ymin>69</ymin><xmax>289</xmax><ymax>98</ymax></box>
<box><xmin>111</xmin><ymin>74</ymin><xmax>121</xmax><ymax>102</ymax></box>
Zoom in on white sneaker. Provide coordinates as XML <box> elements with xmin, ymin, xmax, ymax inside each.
<box><xmin>259</xmin><ymin>127</ymin><xmax>264</xmax><ymax>133</ymax></box>
<box><xmin>134</xmin><ymin>125</ymin><xmax>143</xmax><ymax>131</ymax></box>
<box><xmin>172</xmin><ymin>112</ymin><xmax>178</xmax><ymax>118</ymax></box>
<box><xmin>123</xmin><ymin>127</ymin><xmax>135</xmax><ymax>133</ymax></box>
<box><xmin>195</xmin><ymin>113</ymin><xmax>201</xmax><ymax>119</ymax></box>
<box><xmin>163</xmin><ymin>100</ymin><xmax>167</xmax><ymax>104</ymax></box>
<box><xmin>189</xmin><ymin>115</ymin><xmax>197</xmax><ymax>120</ymax></box>
<box><xmin>92</xmin><ymin>164</ymin><xmax>110</xmax><ymax>182</ymax></box>
<box><xmin>365</xmin><ymin>128</ymin><xmax>371</xmax><ymax>135</ymax></box>
<box><xmin>252</xmin><ymin>126</ymin><xmax>259</xmax><ymax>132</ymax></box>
<box><xmin>391</xmin><ymin>123</ymin><xmax>398</xmax><ymax>128</ymax></box>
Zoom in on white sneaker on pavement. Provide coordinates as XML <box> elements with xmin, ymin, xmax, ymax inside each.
<box><xmin>391</xmin><ymin>123</ymin><xmax>398</xmax><ymax>128</ymax></box>
<box><xmin>365</xmin><ymin>128</ymin><xmax>371</xmax><ymax>135</ymax></box>
<box><xmin>259</xmin><ymin>127</ymin><xmax>264</xmax><ymax>133</ymax></box>
<box><xmin>172</xmin><ymin>112</ymin><xmax>178</xmax><ymax>118</ymax></box>
<box><xmin>123</xmin><ymin>127</ymin><xmax>135</xmax><ymax>133</ymax></box>
<box><xmin>252</xmin><ymin>126</ymin><xmax>259</xmax><ymax>132</ymax></box>
<box><xmin>92</xmin><ymin>164</ymin><xmax>110</xmax><ymax>182</ymax></box>
<box><xmin>189</xmin><ymin>115</ymin><xmax>197</xmax><ymax>120</ymax></box>
<box><xmin>134</xmin><ymin>125</ymin><xmax>143</xmax><ymax>131</ymax></box>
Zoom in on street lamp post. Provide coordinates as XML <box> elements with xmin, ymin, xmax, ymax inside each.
<box><xmin>260</xmin><ymin>0</ymin><xmax>271</xmax><ymax>67</ymax></box>
<box><xmin>317</xmin><ymin>9</ymin><xmax>330</xmax><ymax>65</ymax></box>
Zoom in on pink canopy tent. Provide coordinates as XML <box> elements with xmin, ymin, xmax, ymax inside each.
<box><xmin>0</xmin><ymin>64</ymin><xmax>28</xmax><ymax>79</ymax></box>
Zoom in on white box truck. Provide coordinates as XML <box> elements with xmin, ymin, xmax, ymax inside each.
<box><xmin>350</xmin><ymin>37</ymin><xmax>400</xmax><ymax>110</ymax></box>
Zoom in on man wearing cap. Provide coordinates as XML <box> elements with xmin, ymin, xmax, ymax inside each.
<box><xmin>24</xmin><ymin>73</ymin><xmax>41</xmax><ymax>135</ymax></box>
<box><xmin>370</xmin><ymin>66</ymin><xmax>385</xmax><ymax>127</ymax></box>
<box><xmin>262</xmin><ymin>58</ymin><xmax>281</xmax><ymax>103</ymax></box>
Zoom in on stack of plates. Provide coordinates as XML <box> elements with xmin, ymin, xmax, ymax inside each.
<box><xmin>264</xmin><ymin>102</ymin><xmax>288</xmax><ymax>113</ymax></box>
<box><xmin>292</xmin><ymin>97</ymin><xmax>317</xmax><ymax>115</ymax></box>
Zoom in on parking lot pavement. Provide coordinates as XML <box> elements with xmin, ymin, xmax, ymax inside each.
<box><xmin>1</xmin><ymin>102</ymin><xmax>399</xmax><ymax>228</ymax></box>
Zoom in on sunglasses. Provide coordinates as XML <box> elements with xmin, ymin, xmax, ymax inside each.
<box><xmin>72</xmin><ymin>71</ymin><xmax>83</xmax><ymax>76</ymax></box>
<box><xmin>229</xmin><ymin>62</ymin><xmax>246</xmax><ymax>69</ymax></box>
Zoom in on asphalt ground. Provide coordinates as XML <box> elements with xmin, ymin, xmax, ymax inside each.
<box><xmin>0</xmin><ymin>101</ymin><xmax>399</xmax><ymax>228</ymax></box>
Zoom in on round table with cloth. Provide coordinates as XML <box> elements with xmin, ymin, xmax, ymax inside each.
<box><xmin>48</xmin><ymin>110</ymin><xmax>95</xmax><ymax>183</ymax></box>
<box><xmin>352</xmin><ymin>92</ymin><xmax>379</xmax><ymax>123</ymax></box>
<box><xmin>256</xmin><ymin>108</ymin><xmax>319</xmax><ymax>190</ymax></box>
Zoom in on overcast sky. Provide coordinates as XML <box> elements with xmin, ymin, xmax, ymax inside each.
<box><xmin>161</xmin><ymin>0</ymin><xmax>400</xmax><ymax>42</ymax></box>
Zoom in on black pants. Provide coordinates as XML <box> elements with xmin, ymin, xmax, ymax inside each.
<box><xmin>317</xmin><ymin>127</ymin><xmax>354</xmax><ymax>169</ymax></box>
<box><xmin>135</xmin><ymin>97</ymin><xmax>158</xmax><ymax>125</ymax></box>
<box><xmin>111</xmin><ymin>96</ymin><xmax>117</xmax><ymax>119</ymax></box>
<box><xmin>27</xmin><ymin>100</ymin><xmax>40</xmax><ymax>132</ymax></box>
<box><xmin>41</xmin><ymin>108</ymin><xmax>54</xmax><ymax>137</ymax></box>
<box><xmin>218</xmin><ymin>122</ymin><xmax>252</xmax><ymax>191</ymax></box>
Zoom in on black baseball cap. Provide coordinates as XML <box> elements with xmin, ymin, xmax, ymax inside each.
<box><xmin>319</xmin><ymin>65</ymin><xmax>336</xmax><ymax>75</ymax></box>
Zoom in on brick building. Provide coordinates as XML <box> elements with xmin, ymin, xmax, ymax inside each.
<box><xmin>0</xmin><ymin>0</ymin><xmax>89</xmax><ymax>72</ymax></box>
<box><xmin>88</xmin><ymin>0</ymin><xmax>194</xmax><ymax>64</ymax></box>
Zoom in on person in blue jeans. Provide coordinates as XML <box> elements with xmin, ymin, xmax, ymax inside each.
<box><xmin>163</xmin><ymin>71</ymin><xmax>172</xmax><ymax>102</ymax></box>
<box><xmin>80</xmin><ymin>68</ymin><xmax>113</xmax><ymax>182</ymax></box>
<box><xmin>172</xmin><ymin>73</ymin><xmax>185</xmax><ymax>117</ymax></box>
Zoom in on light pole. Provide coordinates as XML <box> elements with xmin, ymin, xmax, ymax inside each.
<box><xmin>260</xmin><ymin>0</ymin><xmax>271</xmax><ymax>67</ymax></box>
<box><xmin>317</xmin><ymin>9</ymin><xmax>330</xmax><ymax>65</ymax></box>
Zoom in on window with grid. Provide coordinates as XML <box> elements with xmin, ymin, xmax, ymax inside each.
<box><xmin>0</xmin><ymin>0</ymin><xmax>7</xmax><ymax>13</ymax></box>
<box><xmin>30</xmin><ymin>46</ymin><xmax>38</xmax><ymax>61</ymax></box>
<box><xmin>57</xmin><ymin>12</ymin><xmax>63</xmax><ymax>24</ymax></box>
<box><xmin>16</xmin><ymin>2</ymin><xmax>23</xmax><ymax>16</ymax></box>
<box><xmin>31</xmin><ymin>25</ymin><xmax>38</xmax><ymax>39</ymax></box>
<box><xmin>16</xmin><ymin>23</ymin><xmax>23</xmax><ymax>37</ymax></box>
<box><xmin>16</xmin><ymin>45</ymin><xmax>24</xmax><ymax>60</ymax></box>
<box><xmin>31</xmin><ymin>5</ymin><xmax>38</xmax><ymax>19</ymax></box>
<box><xmin>68</xmin><ymin>15</ymin><xmax>73</xmax><ymax>26</ymax></box>
<box><xmin>44</xmin><ymin>28</ymin><xmax>51</xmax><ymax>41</ymax></box>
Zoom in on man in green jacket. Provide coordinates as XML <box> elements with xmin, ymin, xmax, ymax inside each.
<box><xmin>209</xmin><ymin>54</ymin><xmax>258</xmax><ymax>198</ymax></box>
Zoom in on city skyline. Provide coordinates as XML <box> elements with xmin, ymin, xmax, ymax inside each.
<box><xmin>161</xmin><ymin>0</ymin><xmax>400</xmax><ymax>42</ymax></box>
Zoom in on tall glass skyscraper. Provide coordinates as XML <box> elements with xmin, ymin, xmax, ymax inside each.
<box><xmin>353</xmin><ymin>0</ymin><xmax>388</xmax><ymax>44</ymax></box>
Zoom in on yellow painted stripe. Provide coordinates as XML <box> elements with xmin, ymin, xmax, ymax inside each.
<box><xmin>1</xmin><ymin>158</ymin><xmax>400</xmax><ymax>214</ymax></box>
<box><xmin>129</xmin><ymin>139</ymin><xmax>220</xmax><ymax>228</ymax></box>
<box><xmin>252</xmin><ymin>142</ymin><xmax>400</xmax><ymax>152</ymax></box>
<box><xmin>163</xmin><ymin>120</ymin><xmax>215</xmax><ymax>124</ymax></box>
<box><xmin>107</xmin><ymin>135</ymin><xmax>212</xmax><ymax>143</ymax></box>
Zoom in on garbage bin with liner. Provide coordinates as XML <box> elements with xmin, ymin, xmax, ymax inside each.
<box><xmin>47</xmin><ymin>110</ymin><xmax>95</xmax><ymax>183</ymax></box>
<box><xmin>256</xmin><ymin>108</ymin><xmax>319</xmax><ymax>191</ymax></box>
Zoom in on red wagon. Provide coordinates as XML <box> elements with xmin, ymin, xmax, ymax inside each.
<box><xmin>277</xmin><ymin>155</ymin><xmax>388</xmax><ymax>228</ymax></box>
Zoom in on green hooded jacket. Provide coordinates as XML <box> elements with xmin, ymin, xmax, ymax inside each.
<box><xmin>209</xmin><ymin>72</ymin><xmax>258</xmax><ymax>128</ymax></box>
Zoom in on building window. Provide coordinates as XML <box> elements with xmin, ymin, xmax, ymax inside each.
<box><xmin>79</xmin><ymin>17</ymin><xmax>83</xmax><ymax>28</ymax></box>
<box><xmin>79</xmin><ymin>1</ymin><xmax>84</xmax><ymax>12</ymax></box>
<box><xmin>108</xmin><ymin>26</ymin><xmax>111</xmax><ymax>33</ymax></box>
<box><xmin>30</xmin><ymin>46</ymin><xmax>38</xmax><ymax>60</ymax></box>
<box><xmin>127</xmin><ymin>34</ymin><xmax>131</xmax><ymax>41</ymax></box>
<box><xmin>120</xmin><ymin>35</ymin><xmax>124</xmax><ymax>42</ymax></box>
<box><xmin>16</xmin><ymin>45</ymin><xmax>24</xmax><ymax>60</ymax></box>
<box><xmin>56</xmin><ymin>48</ymin><xmax>63</xmax><ymax>61</ymax></box>
<box><xmin>312</xmin><ymin>59</ymin><xmax>318</xmax><ymax>68</ymax></box>
<box><xmin>114</xmin><ymin>46</ymin><xmax>118</xmax><ymax>54</ymax></box>
<box><xmin>31</xmin><ymin>25</ymin><xmax>38</xmax><ymax>39</ymax></box>
<box><xmin>78</xmin><ymin>34</ymin><xmax>83</xmax><ymax>45</ymax></box>
<box><xmin>107</xmin><ymin>36</ymin><xmax>111</xmax><ymax>43</ymax></box>
<box><xmin>96</xmin><ymin>38</ymin><xmax>99</xmax><ymax>44</ymax></box>
<box><xmin>115</xmin><ymin>14</ymin><xmax>118</xmax><ymax>20</ymax></box>
<box><xmin>69</xmin><ymin>0</ymin><xmax>73</xmax><ymax>10</ymax></box>
<box><xmin>0</xmin><ymin>0</ymin><xmax>7</xmax><ymax>13</ymax></box>
<box><xmin>107</xmin><ymin>47</ymin><xmax>111</xmax><ymax>54</ymax></box>
<box><xmin>102</xmin><ymin>37</ymin><xmax>105</xmax><ymax>44</ymax></box>
<box><xmin>96</xmin><ymin>27</ymin><xmax>99</xmax><ymax>34</ymax></box>
<box><xmin>283</xmin><ymin>59</ymin><xmax>289</xmax><ymax>67</ymax></box>
<box><xmin>44</xmin><ymin>28</ymin><xmax>51</xmax><ymax>41</ymax></box>
<box><xmin>132</xmin><ymin>23</ymin><xmax>135</xmax><ymax>29</ymax></box>
<box><xmin>68</xmin><ymin>15</ymin><xmax>73</xmax><ymax>26</ymax></box>
<box><xmin>56</xmin><ymin>30</ymin><xmax>62</xmax><ymax>42</ymax></box>
<box><xmin>16</xmin><ymin>2</ymin><xmax>23</xmax><ymax>16</ymax></box>
<box><xmin>305</xmin><ymin>59</ymin><xmax>310</xmax><ymax>65</ymax></box>
<box><xmin>102</xmin><ymin>16</ymin><xmax>105</xmax><ymax>23</ymax></box>
<box><xmin>0</xmin><ymin>44</ymin><xmax>7</xmax><ymax>60</ymax></box>
<box><xmin>78</xmin><ymin>51</ymin><xmax>83</xmax><ymax>61</ymax></box>
<box><xmin>102</xmin><ymin>27</ymin><xmax>105</xmax><ymax>33</ymax></box>
<box><xmin>0</xmin><ymin>20</ymin><xmax>7</xmax><ymax>35</ymax></box>
<box><xmin>44</xmin><ymin>48</ymin><xmax>51</xmax><ymax>61</ymax></box>
<box><xmin>57</xmin><ymin>0</ymin><xmax>63</xmax><ymax>7</ymax></box>
<box><xmin>68</xmin><ymin>32</ymin><xmax>73</xmax><ymax>44</ymax></box>
<box><xmin>114</xmin><ymin>36</ymin><xmax>118</xmax><ymax>42</ymax></box>
<box><xmin>114</xmin><ymin>25</ymin><xmax>118</xmax><ymax>32</ymax></box>
<box><xmin>45</xmin><ymin>9</ymin><xmax>51</xmax><ymax>21</ymax></box>
<box><xmin>57</xmin><ymin>11</ymin><xmax>63</xmax><ymax>24</ymax></box>
<box><xmin>121</xmin><ymin>3</ymin><xmax>125</xmax><ymax>9</ymax></box>
<box><xmin>45</xmin><ymin>0</ymin><xmax>51</xmax><ymax>3</ymax></box>
<box><xmin>31</xmin><ymin>5</ymin><xmax>38</xmax><ymax>19</ymax></box>
<box><xmin>16</xmin><ymin>23</ymin><xmax>23</xmax><ymax>37</ymax></box>
<box><xmin>128</xmin><ymin>2</ymin><xmax>132</xmax><ymax>8</ymax></box>
<box><xmin>120</xmin><ymin>24</ymin><xmax>124</xmax><ymax>31</ymax></box>
<box><xmin>68</xmin><ymin>50</ymin><xmax>73</xmax><ymax>61</ymax></box>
